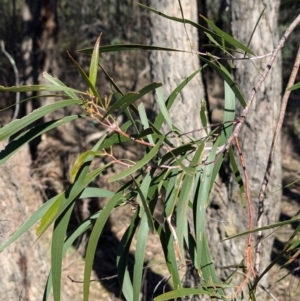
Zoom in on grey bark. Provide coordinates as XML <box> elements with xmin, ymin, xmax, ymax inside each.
<box><xmin>207</xmin><ymin>0</ymin><xmax>282</xmax><ymax>293</ymax></box>
<box><xmin>149</xmin><ymin>0</ymin><xmax>205</xmax><ymax>141</ymax></box>
<box><xmin>149</xmin><ymin>0</ymin><xmax>282</xmax><ymax>298</ymax></box>
<box><xmin>149</xmin><ymin>0</ymin><xmax>206</xmax><ymax>297</ymax></box>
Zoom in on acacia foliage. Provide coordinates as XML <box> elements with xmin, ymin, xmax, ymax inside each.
<box><xmin>0</xmin><ymin>4</ymin><xmax>300</xmax><ymax>301</ymax></box>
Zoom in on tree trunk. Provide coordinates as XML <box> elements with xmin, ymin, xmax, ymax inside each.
<box><xmin>207</xmin><ymin>0</ymin><xmax>282</xmax><ymax>292</ymax></box>
<box><xmin>21</xmin><ymin>0</ymin><xmax>59</xmax><ymax>89</ymax></box>
<box><xmin>0</xmin><ymin>143</ymin><xmax>50</xmax><ymax>301</ymax></box>
<box><xmin>20</xmin><ymin>0</ymin><xmax>60</xmax><ymax>156</ymax></box>
<box><xmin>149</xmin><ymin>0</ymin><xmax>282</xmax><ymax>298</ymax></box>
<box><xmin>0</xmin><ymin>2</ymin><xmax>87</xmax><ymax>300</ymax></box>
<box><xmin>149</xmin><ymin>0</ymin><xmax>205</xmax><ymax>141</ymax></box>
<box><xmin>149</xmin><ymin>0</ymin><xmax>206</xmax><ymax>296</ymax></box>
<box><xmin>0</xmin><ymin>142</ymin><xmax>102</xmax><ymax>301</ymax></box>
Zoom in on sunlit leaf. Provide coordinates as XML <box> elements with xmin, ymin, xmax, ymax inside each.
<box><xmin>224</xmin><ymin>213</ymin><xmax>300</xmax><ymax>240</ymax></box>
<box><xmin>287</xmin><ymin>81</ymin><xmax>300</xmax><ymax>91</ymax></box>
<box><xmin>89</xmin><ymin>34</ymin><xmax>101</xmax><ymax>93</ymax></box>
<box><xmin>83</xmin><ymin>190</ymin><xmax>124</xmax><ymax>301</ymax></box>
<box><xmin>52</xmin><ymin>202</ymin><xmax>74</xmax><ymax>301</ymax></box>
<box><xmin>0</xmin><ymin>115</ymin><xmax>85</xmax><ymax>164</ymax></box>
<box><xmin>102</xmin><ymin>82</ymin><xmax>162</xmax><ymax>120</ymax></box>
<box><xmin>0</xmin><ymin>84</ymin><xmax>84</xmax><ymax>94</ymax></box>
<box><xmin>67</xmin><ymin>52</ymin><xmax>102</xmax><ymax>106</ymax></box>
<box><xmin>133</xmin><ymin>214</ymin><xmax>149</xmax><ymax>301</ymax></box>
<box><xmin>155</xmin><ymin>86</ymin><xmax>172</xmax><ymax>128</ymax></box>
<box><xmin>0</xmin><ymin>99</ymin><xmax>82</xmax><ymax>141</ymax></box>
<box><xmin>70</xmin><ymin>149</ymin><xmax>105</xmax><ymax>183</ymax></box>
<box><xmin>154</xmin><ymin>288</ymin><xmax>219</xmax><ymax>301</ymax></box>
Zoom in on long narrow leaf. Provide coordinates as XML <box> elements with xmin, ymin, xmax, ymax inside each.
<box><xmin>0</xmin><ymin>187</ymin><xmax>113</xmax><ymax>252</ymax></box>
<box><xmin>36</xmin><ymin>138</ymin><xmax>108</xmax><ymax>237</ymax></box>
<box><xmin>89</xmin><ymin>34</ymin><xmax>101</xmax><ymax>93</ymax></box>
<box><xmin>287</xmin><ymin>81</ymin><xmax>300</xmax><ymax>91</ymax></box>
<box><xmin>117</xmin><ymin>211</ymin><xmax>140</xmax><ymax>301</ymax></box>
<box><xmin>133</xmin><ymin>172</ymin><xmax>154</xmax><ymax>232</ymax></box>
<box><xmin>102</xmin><ymin>82</ymin><xmax>162</xmax><ymax>120</ymax></box>
<box><xmin>200</xmin><ymin>233</ymin><xmax>224</xmax><ymax>297</ymax></box>
<box><xmin>67</xmin><ymin>52</ymin><xmax>102</xmax><ymax>105</ymax></box>
<box><xmin>165</xmin><ymin>169</ymin><xmax>182</xmax><ymax>218</ymax></box>
<box><xmin>244</xmin><ymin>8</ymin><xmax>265</xmax><ymax>56</ymax></box>
<box><xmin>136</xmin><ymin>3</ymin><xmax>219</xmax><ymax>40</ymax></box>
<box><xmin>36</xmin><ymin>163</ymin><xmax>112</xmax><ymax>238</ymax></box>
<box><xmin>199</xmin><ymin>57</ymin><xmax>247</xmax><ymax>108</ymax></box>
<box><xmin>154</xmin><ymin>67</ymin><xmax>206</xmax><ymax>130</ymax></box>
<box><xmin>224</xmin><ymin>213</ymin><xmax>300</xmax><ymax>240</ymax></box>
<box><xmin>155</xmin><ymin>221</ymin><xmax>181</xmax><ymax>290</ymax></box>
<box><xmin>0</xmin><ymin>99</ymin><xmax>82</xmax><ymax>141</ymax></box>
<box><xmin>43</xmin><ymin>72</ymin><xmax>78</xmax><ymax>100</ymax></box>
<box><xmin>195</xmin><ymin>138</ymin><xmax>219</xmax><ymax>272</ymax></box>
<box><xmin>133</xmin><ymin>214</ymin><xmax>149</xmax><ymax>301</ymax></box>
<box><xmin>138</xmin><ymin>103</ymin><xmax>154</xmax><ymax>144</ymax></box>
<box><xmin>229</xmin><ymin>146</ymin><xmax>246</xmax><ymax>208</ymax></box>
<box><xmin>0</xmin><ymin>84</ymin><xmax>85</xmax><ymax>94</ymax></box>
<box><xmin>177</xmin><ymin>143</ymin><xmax>205</xmax><ymax>257</ymax></box>
<box><xmin>0</xmin><ymin>115</ymin><xmax>85</xmax><ymax>164</ymax></box>
<box><xmin>200</xmin><ymin>100</ymin><xmax>208</xmax><ymax>135</ymax></box>
<box><xmin>219</xmin><ymin>79</ymin><xmax>235</xmax><ymax>146</ymax></box>
<box><xmin>155</xmin><ymin>87</ymin><xmax>172</xmax><ymax>128</ymax></box>
<box><xmin>83</xmin><ymin>190</ymin><xmax>124</xmax><ymax>301</ymax></box>
<box><xmin>200</xmin><ymin>15</ymin><xmax>254</xmax><ymax>55</ymax></box>
<box><xmin>43</xmin><ymin>207</ymin><xmax>105</xmax><ymax>301</ymax></box>
<box><xmin>78</xmin><ymin>44</ymin><xmax>187</xmax><ymax>55</ymax></box>
<box><xmin>154</xmin><ymin>288</ymin><xmax>220</xmax><ymax>301</ymax></box>
<box><xmin>52</xmin><ymin>202</ymin><xmax>75</xmax><ymax>301</ymax></box>
<box><xmin>99</xmin><ymin>64</ymin><xmax>124</xmax><ymax>95</ymax></box>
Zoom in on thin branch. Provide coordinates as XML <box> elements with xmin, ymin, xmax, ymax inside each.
<box><xmin>222</xmin><ymin>14</ymin><xmax>300</xmax><ymax>155</ymax></box>
<box><xmin>233</xmin><ymin>137</ymin><xmax>255</xmax><ymax>288</ymax></box>
<box><xmin>254</xmin><ymin>46</ymin><xmax>300</xmax><ymax>280</ymax></box>
<box><xmin>194</xmin><ymin>48</ymin><xmax>273</xmax><ymax>61</ymax></box>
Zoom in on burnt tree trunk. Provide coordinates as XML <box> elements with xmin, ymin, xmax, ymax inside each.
<box><xmin>21</xmin><ymin>0</ymin><xmax>60</xmax><ymax>156</ymax></box>
<box><xmin>21</xmin><ymin>0</ymin><xmax>59</xmax><ymax>89</ymax></box>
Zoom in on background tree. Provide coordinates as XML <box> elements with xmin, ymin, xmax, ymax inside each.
<box><xmin>149</xmin><ymin>0</ymin><xmax>205</xmax><ymax>296</ymax></box>
<box><xmin>206</xmin><ymin>0</ymin><xmax>282</xmax><ymax>289</ymax></box>
<box><xmin>149</xmin><ymin>0</ymin><xmax>282</xmax><ymax>296</ymax></box>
